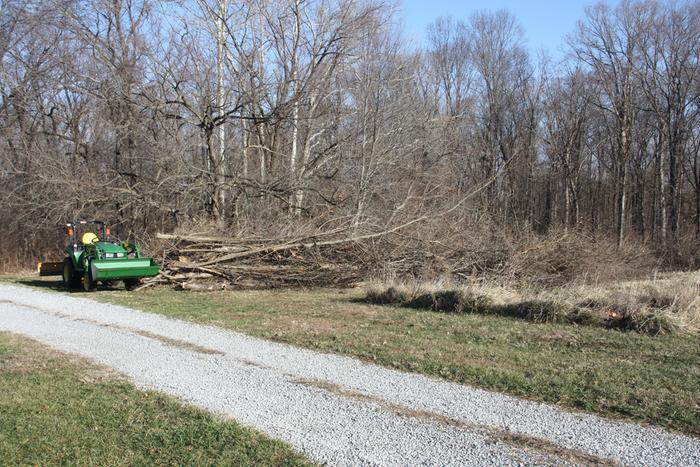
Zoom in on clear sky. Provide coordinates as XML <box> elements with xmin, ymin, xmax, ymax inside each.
<box><xmin>398</xmin><ymin>0</ymin><xmax>619</xmax><ymax>58</ymax></box>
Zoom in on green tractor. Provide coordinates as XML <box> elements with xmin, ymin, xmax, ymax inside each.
<box><xmin>39</xmin><ymin>220</ymin><xmax>159</xmax><ymax>291</ymax></box>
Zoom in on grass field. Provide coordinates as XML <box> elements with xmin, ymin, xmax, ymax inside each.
<box><xmin>3</xmin><ymin>275</ymin><xmax>700</xmax><ymax>437</ymax></box>
<box><xmin>0</xmin><ymin>332</ymin><xmax>310</xmax><ymax>466</ymax></box>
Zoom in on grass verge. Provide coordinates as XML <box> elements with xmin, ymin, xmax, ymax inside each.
<box><xmin>0</xmin><ymin>332</ymin><xmax>310</xmax><ymax>466</ymax></box>
<box><xmin>3</xmin><ymin>275</ymin><xmax>700</xmax><ymax>437</ymax></box>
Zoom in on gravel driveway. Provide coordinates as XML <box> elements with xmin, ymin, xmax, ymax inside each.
<box><xmin>0</xmin><ymin>284</ymin><xmax>698</xmax><ymax>466</ymax></box>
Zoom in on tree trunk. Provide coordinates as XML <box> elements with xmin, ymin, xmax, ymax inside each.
<box><xmin>617</xmin><ymin>163</ymin><xmax>627</xmax><ymax>248</ymax></box>
<box><xmin>214</xmin><ymin>0</ymin><xmax>228</xmax><ymax>228</ymax></box>
<box><xmin>696</xmin><ymin>169</ymin><xmax>700</xmax><ymax>236</ymax></box>
<box><xmin>668</xmin><ymin>135</ymin><xmax>680</xmax><ymax>241</ymax></box>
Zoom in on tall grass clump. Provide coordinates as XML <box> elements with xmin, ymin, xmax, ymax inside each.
<box><xmin>363</xmin><ymin>272</ymin><xmax>700</xmax><ymax>336</ymax></box>
<box><xmin>364</xmin><ymin>281</ymin><xmax>492</xmax><ymax>314</ymax></box>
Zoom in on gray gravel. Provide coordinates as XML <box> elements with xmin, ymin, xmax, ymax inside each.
<box><xmin>0</xmin><ymin>284</ymin><xmax>698</xmax><ymax>466</ymax></box>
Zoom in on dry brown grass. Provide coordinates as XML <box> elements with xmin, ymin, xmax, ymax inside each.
<box><xmin>555</xmin><ymin>272</ymin><xmax>700</xmax><ymax>334</ymax></box>
<box><xmin>364</xmin><ymin>271</ymin><xmax>700</xmax><ymax>336</ymax></box>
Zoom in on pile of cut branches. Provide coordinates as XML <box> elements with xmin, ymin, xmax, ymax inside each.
<box><xmin>137</xmin><ymin>168</ymin><xmax>516</xmax><ymax>290</ymax></box>
<box><xmin>139</xmin><ymin>219</ymin><xmax>659</xmax><ymax>291</ymax></box>
<box><xmin>142</xmin><ymin>229</ymin><xmax>512</xmax><ymax>290</ymax></box>
<box><xmin>144</xmin><ymin>232</ymin><xmax>374</xmax><ymax>290</ymax></box>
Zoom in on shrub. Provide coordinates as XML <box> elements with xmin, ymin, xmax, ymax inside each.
<box><xmin>457</xmin><ymin>292</ymin><xmax>492</xmax><ymax>314</ymax></box>
<box><xmin>403</xmin><ymin>290</ymin><xmax>493</xmax><ymax>314</ymax></box>
<box><xmin>495</xmin><ymin>300</ymin><xmax>570</xmax><ymax>323</ymax></box>
<box><xmin>610</xmin><ymin>309</ymin><xmax>677</xmax><ymax>336</ymax></box>
<box><xmin>506</xmin><ymin>231</ymin><xmax>658</xmax><ymax>286</ymax></box>
<box><xmin>432</xmin><ymin>290</ymin><xmax>462</xmax><ymax>313</ymax></box>
<box><xmin>404</xmin><ymin>293</ymin><xmax>436</xmax><ymax>310</ymax></box>
<box><xmin>567</xmin><ymin>308</ymin><xmax>604</xmax><ymax>327</ymax></box>
<box><xmin>365</xmin><ymin>286</ymin><xmax>411</xmax><ymax>305</ymax></box>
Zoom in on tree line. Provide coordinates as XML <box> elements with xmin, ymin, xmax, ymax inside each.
<box><xmin>1</xmin><ymin>0</ymin><xmax>699</xmax><ymax>268</ymax></box>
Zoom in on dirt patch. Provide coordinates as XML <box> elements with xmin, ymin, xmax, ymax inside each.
<box><xmin>129</xmin><ymin>329</ymin><xmax>224</xmax><ymax>355</ymax></box>
<box><xmin>294</xmin><ymin>378</ymin><xmax>618</xmax><ymax>466</ymax></box>
<box><xmin>239</xmin><ymin>358</ymin><xmax>272</xmax><ymax>369</ymax></box>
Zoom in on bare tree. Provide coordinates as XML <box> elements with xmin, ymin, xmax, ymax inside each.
<box><xmin>2</xmin><ymin>0</ymin><xmax>700</xmax><ymax>271</ymax></box>
<box><xmin>571</xmin><ymin>1</ymin><xmax>649</xmax><ymax>247</ymax></box>
<box><xmin>543</xmin><ymin>68</ymin><xmax>591</xmax><ymax>231</ymax></box>
<box><xmin>638</xmin><ymin>0</ymin><xmax>700</xmax><ymax>245</ymax></box>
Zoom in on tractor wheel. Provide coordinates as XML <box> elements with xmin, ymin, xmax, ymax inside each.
<box><xmin>62</xmin><ymin>259</ymin><xmax>81</xmax><ymax>289</ymax></box>
<box><xmin>83</xmin><ymin>266</ymin><xmax>96</xmax><ymax>292</ymax></box>
<box><xmin>124</xmin><ymin>278</ymin><xmax>140</xmax><ymax>291</ymax></box>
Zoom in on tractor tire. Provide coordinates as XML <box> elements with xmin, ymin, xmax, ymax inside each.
<box><xmin>62</xmin><ymin>258</ymin><xmax>81</xmax><ymax>289</ymax></box>
<box><xmin>83</xmin><ymin>266</ymin><xmax>96</xmax><ymax>292</ymax></box>
<box><xmin>124</xmin><ymin>278</ymin><xmax>140</xmax><ymax>291</ymax></box>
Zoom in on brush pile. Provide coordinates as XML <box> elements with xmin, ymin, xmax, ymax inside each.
<box><xmin>144</xmin><ymin>232</ymin><xmax>372</xmax><ymax>289</ymax></box>
<box><xmin>140</xmin><ymin>228</ymin><xmax>662</xmax><ymax>290</ymax></box>
<box><xmin>143</xmin><ymin>229</ymin><xmax>491</xmax><ymax>290</ymax></box>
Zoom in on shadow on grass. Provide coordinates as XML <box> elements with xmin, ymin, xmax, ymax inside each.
<box><xmin>16</xmin><ymin>278</ymin><xmax>126</xmax><ymax>293</ymax></box>
<box><xmin>359</xmin><ymin>287</ymin><xmax>674</xmax><ymax>336</ymax></box>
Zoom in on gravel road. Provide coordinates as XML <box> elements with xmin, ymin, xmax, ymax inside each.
<box><xmin>0</xmin><ymin>284</ymin><xmax>698</xmax><ymax>466</ymax></box>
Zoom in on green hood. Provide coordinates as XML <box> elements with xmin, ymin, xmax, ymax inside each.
<box><xmin>96</xmin><ymin>242</ymin><xmax>128</xmax><ymax>254</ymax></box>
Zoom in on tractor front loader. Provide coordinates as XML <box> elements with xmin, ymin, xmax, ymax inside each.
<box><xmin>38</xmin><ymin>221</ymin><xmax>159</xmax><ymax>291</ymax></box>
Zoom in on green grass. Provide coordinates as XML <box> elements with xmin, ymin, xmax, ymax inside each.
<box><xmin>4</xmin><ymin>276</ymin><xmax>700</xmax><ymax>437</ymax></box>
<box><xmin>0</xmin><ymin>332</ymin><xmax>311</xmax><ymax>466</ymax></box>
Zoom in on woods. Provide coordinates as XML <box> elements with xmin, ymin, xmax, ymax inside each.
<box><xmin>1</xmin><ymin>0</ymin><xmax>700</xmax><ymax>277</ymax></box>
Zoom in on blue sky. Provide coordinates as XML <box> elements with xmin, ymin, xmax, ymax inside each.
<box><xmin>398</xmin><ymin>0</ymin><xmax>619</xmax><ymax>58</ymax></box>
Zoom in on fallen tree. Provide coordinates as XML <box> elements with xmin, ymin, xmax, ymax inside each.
<box><xmin>140</xmin><ymin>226</ymin><xmax>659</xmax><ymax>291</ymax></box>
<box><xmin>137</xmin><ymin>159</ymin><xmax>659</xmax><ymax>290</ymax></box>
<box><xmin>147</xmin><ymin>231</ymin><xmax>367</xmax><ymax>289</ymax></box>
<box><xmin>140</xmin><ymin>168</ymin><xmax>512</xmax><ymax>290</ymax></box>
